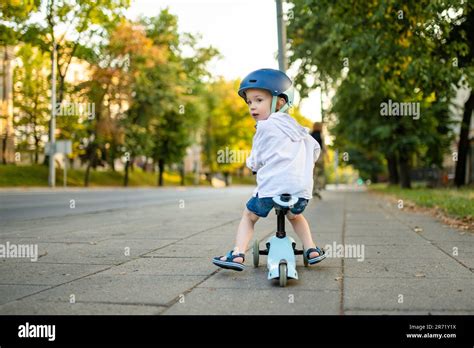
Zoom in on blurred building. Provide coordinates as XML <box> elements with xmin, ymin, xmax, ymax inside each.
<box><xmin>0</xmin><ymin>45</ymin><xmax>16</xmax><ymax>164</ymax></box>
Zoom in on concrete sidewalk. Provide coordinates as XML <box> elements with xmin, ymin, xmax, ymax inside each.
<box><xmin>0</xmin><ymin>187</ymin><xmax>472</xmax><ymax>314</ymax></box>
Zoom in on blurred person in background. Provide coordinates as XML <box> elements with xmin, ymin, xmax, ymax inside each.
<box><xmin>310</xmin><ymin>122</ymin><xmax>326</xmax><ymax>199</ymax></box>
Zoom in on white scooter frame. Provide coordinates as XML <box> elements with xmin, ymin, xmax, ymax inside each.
<box><xmin>252</xmin><ymin>193</ymin><xmax>308</xmax><ymax>287</ymax></box>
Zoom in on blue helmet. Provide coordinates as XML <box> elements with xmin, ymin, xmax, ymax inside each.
<box><xmin>238</xmin><ymin>68</ymin><xmax>294</xmax><ymax>113</ymax></box>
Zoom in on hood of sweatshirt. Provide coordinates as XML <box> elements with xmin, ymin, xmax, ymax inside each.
<box><xmin>266</xmin><ymin>112</ymin><xmax>310</xmax><ymax>142</ymax></box>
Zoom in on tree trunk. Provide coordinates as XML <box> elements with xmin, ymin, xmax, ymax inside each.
<box><xmin>370</xmin><ymin>171</ymin><xmax>378</xmax><ymax>184</ymax></box>
<box><xmin>157</xmin><ymin>158</ymin><xmax>165</xmax><ymax>186</ymax></box>
<box><xmin>1</xmin><ymin>132</ymin><xmax>8</xmax><ymax>164</ymax></box>
<box><xmin>110</xmin><ymin>148</ymin><xmax>115</xmax><ymax>172</ymax></box>
<box><xmin>179</xmin><ymin>162</ymin><xmax>185</xmax><ymax>186</ymax></box>
<box><xmin>84</xmin><ymin>162</ymin><xmax>92</xmax><ymax>187</ymax></box>
<box><xmin>144</xmin><ymin>156</ymin><xmax>148</xmax><ymax>172</ymax></box>
<box><xmin>386</xmin><ymin>153</ymin><xmax>399</xmax><ymax>185</ymax></box>
<box><xmin>34</xmin><ymin>136</ymin><xmax>40</xmax><ymax>164</ymax></box>
<box><xmin>398</xmin><ymin>151</ymin><xmax>412</xmax><ymax>189</ymax></box>
<box><xmin>224</xmin><ymin>171</ymin><xmax>230</xmax><ymax>186</ymax></box>
<box><xmin>124</xmin><ymin>160</ymin><xmax>130</xmax><ymax>187</ymax></box>
<box><xmin>84</xmin><ymin>145</ymin><xmax>96</xmax><ymax>187</ymax></box>
<box><xmin>454</xmin><ymin>92</ymin><xmax>474</xmax><ymax>187</ymax></box>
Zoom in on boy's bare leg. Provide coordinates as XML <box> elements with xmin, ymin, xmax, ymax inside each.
<box><xmin>220</xmin><ymin>207</ymin><xmax>259</xmax><ymax>263</ymax></box>
<box><xmin>286</xmin><ymin>213</ymin><xmax>321</xmax><ymax>258</ymax></box>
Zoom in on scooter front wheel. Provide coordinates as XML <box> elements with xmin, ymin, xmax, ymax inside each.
<box><xmin>253</xmin><ymin>239</ymin><xmax>259</xmax><ymax>267</ymax></box>
<box><xmin>279</xmin><ymin>263</ymin><xmax>287</xmax><ymax>287</ymax></box>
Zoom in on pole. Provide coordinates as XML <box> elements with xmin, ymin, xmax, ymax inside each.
<box><xmin>276</xmin><ymin>0</ymin><xmax>287</xmax><ymax>72</ymax></box>
<box><xmin>276</xmin><ymin>208</ymin><xmax>286</xmax><ymax>238</ymax></box>
<box><xmin>48</xmin><ymin>41</ymin><xmax>57</xmax><ymax>187</ymax></box>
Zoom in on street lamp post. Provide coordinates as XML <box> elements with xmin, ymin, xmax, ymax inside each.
<box><xmin>276</xmin><ymin>0</ymin><xmax>287</xmax><ymax>72</ymax></box>
<box><xmin>48</xmin><ymin>41</ymin><xmax>57</xmax><ymax>188</ymax></box>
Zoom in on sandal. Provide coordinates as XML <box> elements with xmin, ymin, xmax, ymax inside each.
<box><xmin>305</xmin><ymin>246</ymin><xmax>326</xmax><ymax>265</ymax></box>
<box><xmin>212</xmin><ymin>250</ymin><xmax>246</xmax><ymax>271</ymax></box>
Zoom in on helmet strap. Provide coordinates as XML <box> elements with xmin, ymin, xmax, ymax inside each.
<box><xmin>279</xmin><ymin>103</ymin><xmax>289</xmax><ymax>113</ymax></box>
<box><xmin>271</xmin><ymin>96</ymin><xmax>278</xmax><ymax>113</ymax></box>
<box><xmin>271</xmin><ymin>95</ymin><xmax>289</xmax><ymax>114</ymax></box>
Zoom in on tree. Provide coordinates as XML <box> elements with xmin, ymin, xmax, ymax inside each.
<box><xmin>0</xmin><ymin>0</ymin><xmax>40</xmax><ymax>46</ymax></box>
<box><xmin>0</xmin><ymin>0</ymin><xmax>41</xmax><ymax>165</ymax></box>
<box><xmin>18</xmin><ymin>0</ymin><xmax>130</xmax><ymax>165</ymax></box>
<box><xmin>13</xmin><ymin>44</ymin><xmax>50</xmax><ymax>163</ymax></box>
<box><xmin>102</xmin><ymin>19</ymin><xmax>163</xmax><ymax>186</ymax></box>
<box><xmin>287</xmin><ymin>0</ymin><xmax>470</xmax><ymax>188</ymax></box>
<box><xmin>138</xmin><ymin>10</ymin><xmax>219</xmax><ymax>186</ymax></box>
<box><xmin>202</xmin><ymin>78</ymin><xmax>253</xmax><ymax>177</ymax></box>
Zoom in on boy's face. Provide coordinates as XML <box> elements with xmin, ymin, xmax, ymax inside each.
<box><xmin>245</xmin><ymin>88</ymin><xmax>286</xmax><ymax>122</ymax></box>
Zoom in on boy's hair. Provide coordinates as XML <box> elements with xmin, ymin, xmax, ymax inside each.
<box><xmin>313</xmin><ymin>122</ymin><xmax>323</xmax><ymax>132</ymax></box>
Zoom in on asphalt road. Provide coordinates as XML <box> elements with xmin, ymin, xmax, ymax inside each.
<box><xmin>0</xmin><ymin>186</ymin><xmax>241</xmax><ymax>221</ymax></box>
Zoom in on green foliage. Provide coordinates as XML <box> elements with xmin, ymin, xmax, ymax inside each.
<box><xmin>3</xmin><ymin>2</ymin><xmax>262</xmax><ymax>186</ymax></box>
<box><xmin>202</xmin><ymin>79</ymin><xmax>253</xmax><ymax>173</ymax></box>
<box><xmin>134</xmin><ymin>10</ymin><xmax>219</xmax><ymax>170</ymax></box>
<box><xmin>13</xmin><ymin>43</ymin><xmax>50</xmax><ymax>163</ymax></box>
<box><xmin>287</xmin><ymin>0</ymin><xmax>474</xmax><ymax>185</ymax></box>
<box><xmin>0</xmin><ymin>0</ymin><xmax>40</xmax><ymax>45</ymax></box>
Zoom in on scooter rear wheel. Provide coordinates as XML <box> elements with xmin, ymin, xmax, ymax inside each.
<box><xmin>253</xmin><ymin>239</ymin><xmax>259</xmax><ymax>267</ymax></box>
<box><xmin>279</xmin><ymin>263</ymin><xmax>287</xmax><ymax>287</ymax></box>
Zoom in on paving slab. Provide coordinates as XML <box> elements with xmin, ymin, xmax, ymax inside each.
<box><xmin>163</xmin><ymin>287</ymin><xmax>340</xmax><ymax>315</ymax></box>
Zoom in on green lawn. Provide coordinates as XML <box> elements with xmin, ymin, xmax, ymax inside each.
<box><xmin>0</xmin><ymin>165</ymin><xmax>255</xmax><ymax>188</ymax></box>
<box><xmin>369</xmin><ymin>183</ymin><xmax>474</xmax><ymax>220</ymax></box>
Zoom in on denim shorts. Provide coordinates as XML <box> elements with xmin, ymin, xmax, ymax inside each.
<box><xmin>246</xmin><ymin>193</ymin><xmax>309</xmax><ymax>218</ymax></box>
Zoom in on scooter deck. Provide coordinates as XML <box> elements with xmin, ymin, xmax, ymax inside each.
<box><xmin>266</xmin><ymin>236</ymin><xmax>298</xmax><ymax>280</ymax></box>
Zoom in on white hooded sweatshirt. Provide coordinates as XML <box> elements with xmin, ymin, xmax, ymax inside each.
<box><xmin>246</xmin><ymin>112</ymin><xmax>321</xmax><ymax>199</ymax></box>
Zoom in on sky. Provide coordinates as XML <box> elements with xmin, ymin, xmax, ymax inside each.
<box><xmin>127</xmin><ymin>0</ymin><xmax>322</xmax><ymax>122</ymax></box>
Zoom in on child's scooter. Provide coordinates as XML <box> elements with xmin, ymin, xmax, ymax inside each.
<box><xmin>252</xmin><ymin>193</ymin><xmax>309</xmax><ymax>287</ymax></box>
